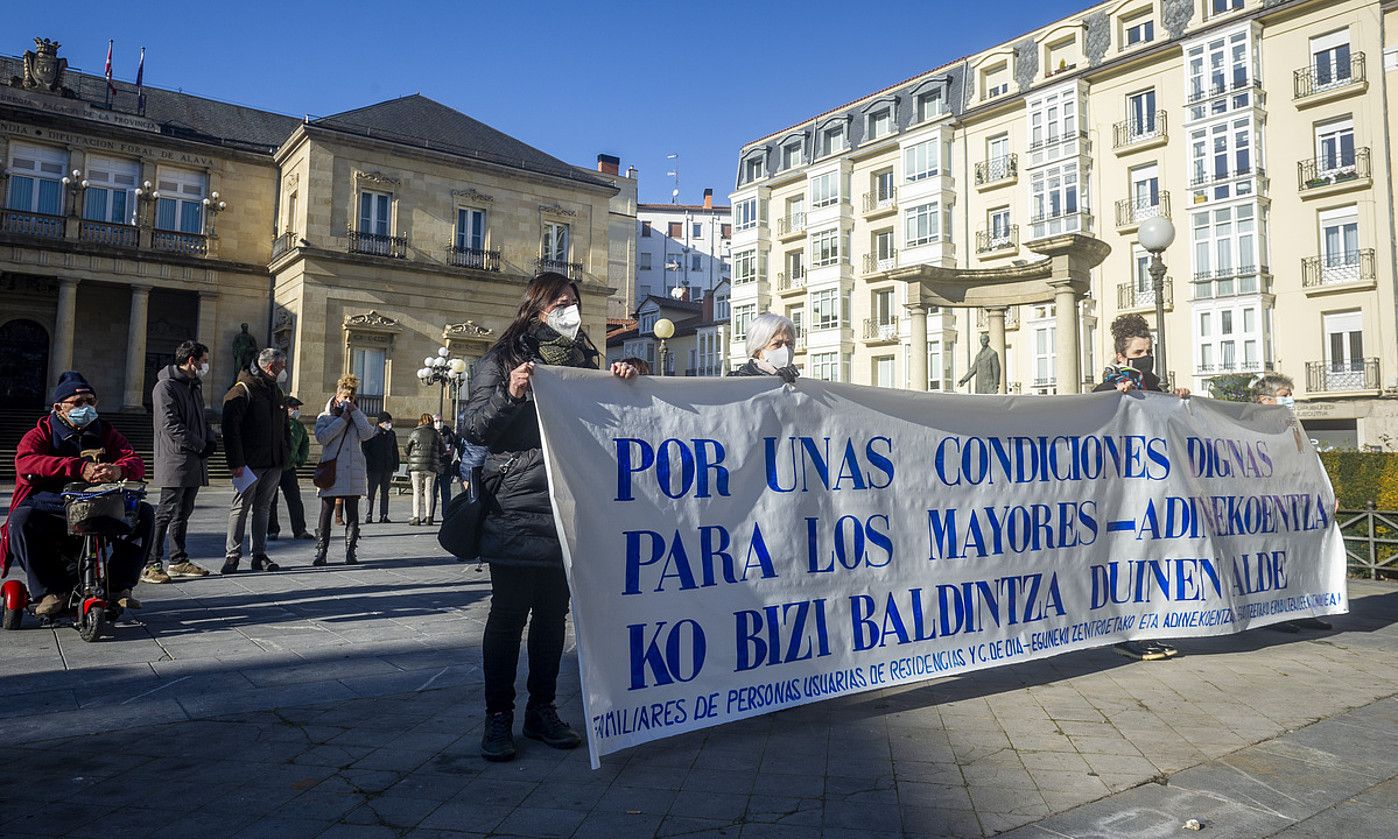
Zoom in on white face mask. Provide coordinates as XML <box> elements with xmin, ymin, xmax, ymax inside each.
<box><xmin>1276</xmin><ymin>395</ymin><xmax>1296</xmax><ymax>410</ymax></box>
<box><xmin>276</xmin><ymin>368</ymin><xmax>288</xmax><ymax>384</ymax></box>
<box><xmin>381</xmin><ymin>422</ymin><xmax>392</xmax><ymax>431</ymax></box>
<box><xmin>546</xmin><ymin>304</ymin><xmax>582</xmax><ymax>340</ymax></box>
<box><xmin>290</xmin><ymin>409</ymin><xmax>301</xmax><ymax>419</ymax></box>
<box><xmin>764</xmin><ymin>345</ymin><xmax>791</xmax><ymax>369</ymax></box>
<box><xmin>197</xmin><ymin>362</ymin><xmax>210</xmax><ymax>379</ymax></box>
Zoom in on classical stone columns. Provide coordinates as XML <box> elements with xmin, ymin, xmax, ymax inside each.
<box><xmin>51</xmin><ymin>277</ymin><xmax>80</xmax><ymax>386</ymax></box>
<box><xmin>197</xmin><ymin>290</ymin><xmax>219</xmax><ymax>408</ymax></box>
<box><xmin>1052</xmin><ymin>283</ymin><xmax>1081</xmax><ymax>395</ymax></box>
<box><xmin>906</xmin><ymin>298</ymin><xmax>929</xmax><ymax>392</ymax></box>
<box><xmin>985</xmin><ymin>306</ymin><xmax>1008</xmax><ymax>394</ymax></box>
<box><xmin>122</xmin><ymin>285</ymin><xmax>152</xmax><ymax>410</ymax></box>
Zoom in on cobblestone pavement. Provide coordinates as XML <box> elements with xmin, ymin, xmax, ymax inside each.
<box><xmin>1</xmin><ymin>489</ymin><xmax>1395</xmax><ymax>838</ymax></box>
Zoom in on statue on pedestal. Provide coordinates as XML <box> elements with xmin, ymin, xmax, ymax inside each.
<box><xmin>958</xmin><ymin>332</ymin><xmax>1001</xmax><ymax>394</ymax></box>
<box><xmin>231</xmin><ymin>323</ymin><xmax>257</xmax><ymax>377</ymax></box>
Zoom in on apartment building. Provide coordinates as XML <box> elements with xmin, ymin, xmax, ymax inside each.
<box><xmin>729</xmin><ymin>0</ymin><xmax>1398</xmax><ymax>449</ymax></box>
<box><xmin>636</xmin><ymin>190</ymin><xmax>732</xmax><ymax>303</ymax></box>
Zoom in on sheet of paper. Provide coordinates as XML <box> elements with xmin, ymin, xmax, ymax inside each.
<box><xmin>231</xmin><ymin>468</ymin><xmax>257</xmax><ymax>495</ymax></box>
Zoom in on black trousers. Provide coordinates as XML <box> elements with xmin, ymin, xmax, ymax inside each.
<box><xmin>435</xmin><ymin>471</ymin><xmax>454</xmax><ymax>512</ymax></box>
<box><xmin>482</xmin><ymin>563</ymin><xmax>571</xmax><ymax>714</ymax></box>
<box><xmin>316</xmin><ymin>496</ymin><xmax>360</xmax><ymax>545</ymax></box>
<box><xmin>366</xmin><ymin>470</ymin><xmax>392</xmax><ymax>519</ymax></box>
<box><xmin>268</xmin><ymin>470</ymin><xmax>307</xmax><ymax>536</ymax></box>
<box><xmin>8</xmin><ymin>501</ymin><xmax>152</xmax><ymax>598</ymax></box>
<box><xmin>150</xmin><ymin>485</ymin><xmax>199</xmax><ymax>566</ymax></box>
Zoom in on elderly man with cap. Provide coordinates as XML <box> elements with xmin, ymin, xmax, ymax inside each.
<box><xmin>268</xmin><ymin>395</ymin><xmax>314</xmax><ymax>541</ymax></box>
<box><xmin>361</xmin><ymin>410</ymin><xmax>400</xmax><ymax>524</ymax></box>
<box><xmin>1</xmin><ymin>371</ymin><xmax>153</xmax><ymax>616</ymax></box>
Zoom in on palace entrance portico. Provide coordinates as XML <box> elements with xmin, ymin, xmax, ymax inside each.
<box><xmin>868</xmin><ymin>234</ymin><xmax>1111</xmax><ymax>395</ymax></box>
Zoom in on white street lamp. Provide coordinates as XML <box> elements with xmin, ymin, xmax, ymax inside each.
<box><xmin>1137</xmin><ymin>216</ymin><xmax>1176</xmax><ymax>383</ymax></box>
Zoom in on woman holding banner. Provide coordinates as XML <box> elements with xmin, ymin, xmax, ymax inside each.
<box><xmin>1093</xmin><ymin>313</ymin><xmax>1188</xmax><ymax>661</ymax></box>
<box><xmin>463</xmin><ymin>272</ymin><xmax>639</xmax><ymax>762</ymax></box>
<box><xmin>729</xmin><ymin>312</ymin><xmax>800</xmax><ymax>382</ymax></box>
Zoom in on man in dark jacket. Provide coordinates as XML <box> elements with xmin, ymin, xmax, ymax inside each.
<box><xmin>268</xmin><ymin>396</ymin><xmax>314</xmax><ymax>540</ymax></box>
<box><xmin>433</xmin><ymin>415</ymin><xmax>458</xmax><ymax>512</ymax></box>
<box><xmin>361</xmin><ymin>411</ymin><xmax>400</xmax><ymax>524</ymax></box>
<box><xmin>143</xmin><ymin>340</ymin><xmax>215</xmax><ymax>584</ymax></box>
<box><xmin>1</xmin><ymin>371</ymin><xmax>152</xmax><ymax>616</ymax></box>
<box><xmin>221</xmin><ymin>347</ymin><xmax>291</xmax><ymax>574</ymax></box>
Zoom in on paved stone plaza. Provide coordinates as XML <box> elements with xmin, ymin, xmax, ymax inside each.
<box><xmin>1</xmin><ymin>488</ymin><xmax>1395</xmax><ymax>838</ymax></box>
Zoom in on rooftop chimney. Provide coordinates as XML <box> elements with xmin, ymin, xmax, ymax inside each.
<box><xmin>597</xmin><ymin>153</ymin><xmax>621</xmax><ymax>175</ymax></box>
<box><xmin>626</xmin><ymin>166</ymin><xmax>638</xmax><ymax>179</ymax></box>
<box><xmin>703</xmin><ymin>188</ymin><xmax>713</xmax><ymax>209</ymax></box>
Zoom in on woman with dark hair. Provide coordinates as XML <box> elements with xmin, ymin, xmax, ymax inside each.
<box><xmin>462</xmin><ymin>272</ymin><xmax>638</xmax><ymax>762</ymax></box>
<box><xmin>1094</xmin><ymin>313</ymin><xmax>1188</xmax><ymax>661</ymax></box>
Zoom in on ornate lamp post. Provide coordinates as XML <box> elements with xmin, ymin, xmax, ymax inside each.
<box><xmin>654</xmin><ymin>317</ymin><xmax>675</xmax><ymax>376</ymax></box>
<box><xmin>417</xmin><ymin>346</ymin><xmax>468</xmax><ymax>419</ymax></box>
<box><xmin>1138</xmin><ymin>216</ymin><xmax>1176</xmax><ymax>382</ymax></box>
<box><xmin>201</xmin><ymin>191</ymin><xmax>228</xmax><ymax>237</ymax></box>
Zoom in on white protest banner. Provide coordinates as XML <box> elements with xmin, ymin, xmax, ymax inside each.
<box><xmin>529</xmin><ymin>368</ymin><xmax>1348</xmax><ymax>767</ymax></box>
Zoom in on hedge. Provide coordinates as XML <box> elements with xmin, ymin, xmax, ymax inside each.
<box><xmin>1319</xmin><ymin>450</ymin><xmax>1398</xmax><ymax>510</ymax></box>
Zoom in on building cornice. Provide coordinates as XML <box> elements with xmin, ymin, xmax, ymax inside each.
<box><xmin>0</xmin><ymin>103</ymin><xmax>279</xmax><ymax>167</ymax></box>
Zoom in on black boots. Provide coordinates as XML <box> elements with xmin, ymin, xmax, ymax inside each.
<box><xmin>313</xmin><ymin>531</ymin><xmax>329</xmax><ymax>566</ymax></box>
<box><xmin>480</xmin><ymin>712</ymin><xmax>516</xmax><ymax>762</ymax></box>
<box><xmin>523</xmin><ymin>704</ymin><xmax>582</xmax><ymax>749</ymax></box>
<box><xmin>345</xmin><ymin>520</ymin><xmax>360</xmax><ymax>565</ymax></box>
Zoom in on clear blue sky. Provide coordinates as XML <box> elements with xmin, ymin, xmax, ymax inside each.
<box><xmin>8</xmin><ymin>0</ymin><xmax>1092</xmax><ymax>204</ymax></box>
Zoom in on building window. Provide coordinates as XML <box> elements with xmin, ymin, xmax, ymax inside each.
<box><xmin>873</xmin><ymin>229</ymin><xmax>895</xmax><ymax>262</ymax></box>
<box><xmin>733</xmin><ymin>249</ymin><xmax>757</xmax><ymax>284</ymax></box>
<box><xmin>1045</xmin><ymin>37</ymin><xmax>1078</xmax><ymax>74</ymax></box>
<box><xmin>905</xmin><ymin>201</ymin><xmax>944</xmax><ymax>247</ymax></box>
<box><xmin>982</xmin><ymin>62</ymin><xmax>1010</xmax><ymax>99</ymax></box>
<box><xmin>989</xmin><ymin>207</ymin><xmax>1012</xmax><ymax>245</ymax></box>
<box><xmin>641</xmin><ymin>220</ymin><xmax>652</xmax><ymax>237</ymax></box>
<box><xmin>1033</xmin><ymin>322</ymin><xmax>1057</xmax><ymax>387</ymax></box>
<box><xmin>350</xmin><ymin>347</ymin><xmax>387</xmax><ymax>400</ymax></box>
<box><xmin>812</xmin><ymin>228</ymin><xmax>841</xmax><ymax>267</ymax></box>
<box><xmin>1315</xmin><ymin>118</ymin><xmax>1356</xmax><ymax>174</ymax></box>
<box><xmin>787</xmin><ymin>305</ymin><xmax>804</xmax><ymax>341</ymax></box>
<box><xmin>639</xmin><ymin>310</ymin><xmax>657</xmax><ymax>333</ymax></box>
<box><xmin>1324</xmin><ymin>311</ymin><xmax>1364</xmax><ymax>382</ymax></box>
<box><xmin>1196</xmin><ymin>303</ymin><xmax>1264</xmax><ymax>373</ymax></box>
<box><xmin>714</xmin><ymin>291</ymin><xmax>729</xmax><ymax>321</ymax></box>
<box><xmin>157</xmin><ymin>167</ymin><xmax>209</xmax><ymax>233</ymax></box>
<box><xmin>1029</xmin><ymin>88</ymin><xmax>1077</xmax><ymax>149</ymax></box>
<box><xmin>782</xmin><ymin>139</ymin><xmax>805</xmax><ymax>170</ymax></box>
<box><xmin>1191</xmin><ymin>204</ymin><xmax>1259</xmax><ymax>295</ymax></box>
<box><xmin>542</xmin><ymin>221</ymin><xmax>570</xmax><ymax>262</ymax></box>
<box><xmin>812</xmin><ymin>289</ymin><xmax>841</xmax><ymax>329</ymax></box>
<box><xmin>691</xmin><ymin>253</ymin><xmax>703</xmax><ymax>271</ymax></box>
<box><xmin>916</xmin><ymin>88</ymin><xmax>945</xmax><ymax>122</ymax></box>
<box><xmin>668</xmin><ymin>221</ymin><xmax>683</xmax><ymax>238</ymax></box>
<box><xmin>1211</xmin><ymin>0</ymin><xmax>1244</xmax><ymax>16</ymax></box>
<box><xmin>1320</xmin><ymin>206</ymin><xmax>1360</xmax><ymax>278</ymax></box>
<box><xmin>5</xmin><ymin>143</ymin><xmax>67</xmax><ymax>216</ymax></box>
<box><xmin>867</xmin><ymin>108</ymin><xmax>892</xmax><ymax>141</ymax></box>
<box><xmin>1030</xmin><ymin>163</ymin><xmax>1081</xmax><ymax>230</ymax></box>
<box><xmin>1130</xmin><ymin>163</ymin><xmax>1161</xmax><ymax>213</ymax></box>
<box><xmin>820</xmin><ymin>123</ymin><xmax>847</xmax><ymax>156</ymax></box>
<box><xmin>743</xmin><ymin>155</ymin><xmax>764</xmax><ymax>182</ymax></box>
<box><xmin>928</xmin><ymin>341</ymin><xmax>948</xmax><ymax>390</ymax></box>
<box><xmin>873</xmin><ymin>169</ymin><xmax>895</xmax><ymax>204</ymax></box>
<box><xmin>1188</xmin><ymin>30</ymin><xmax>1253</xmax><ymax>118</ymax></box>
<box><xmin>721</xmin><ymin>223</ymin><xmax>732</xmax><ymax>238</ymax></box>
<box><xmin>1310</xmin><ymin>31</ymin><xmax>1353</xmax><ymax>90</ymax></box>
<box><xmin>735</xmin><ymin>198</ymin><xmax>759</xmax><ymax>230</ymax></box>
<box><xmin>733</xmin><ymin>304</ymin><xmax>756</xmax><ymax>339</ymax></box>
<box><xmin>1123</xmin><ymin>10</ymin><xmax>1155</xmax><ymax>46</ymax></box>
<box><xmin>639</xmin><ymin>252</ymin><xmax>653</xmax><ymax>270</ymax></box>
<box><xmin>1126</xmin><ymin>89</ymin><xmax>1157</xmax><ymax>137</ymax></box>
<box><xmin>903</xmin><ymin>139</ymin><xmax>942</xmax><ymax>182</ymax></box>
<box><xmin>786</xmin><ymin>250</ymin><xmax>805</xmax><ymax>281</ymax></box>
<box><xmin>692</xmin><ymin>222</ymin><xmax>703</xmax><ymax>239</ymax></box>
<box><xmin>1189</xmin><ymin>117</ymin><xmax>1255</xmax><ymax>197</ymax></box>
<box><xmin>456</xmin><ymin>207</ymin><xmax>486</xmax><ymax>251</ymax></box>
<box><xmin>82</xmin><ymin>156</ymin><xmax>139</xmax><ymax>225</ymax></box>
<box><xmin>811</xmin><ymin>352</ymin><xmax>840</xmax><ymax>381</ymax></box>
<box><xmin>872</xmin><ymin>288</ymin><xmax>895</xmax><ymax>326</ymax></box>
<box><xmin>811</xmin><ymin>172</ymin><xmax>840</xmax><ymax>208</ymax></box>
<box><xmin>1133</xmin><ymin>245</ymin><xmax>1152</xmax><ymax>295</ymax></box>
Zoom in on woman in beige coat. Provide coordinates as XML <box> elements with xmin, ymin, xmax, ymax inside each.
<box><xmin>313</xmin><ymin>374</ymin><xmax>373</xmax><ymax>565</ymax></box>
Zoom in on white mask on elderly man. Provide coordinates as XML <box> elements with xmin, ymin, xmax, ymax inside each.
<box><xmin>546</xmin><ymin>304</ymin><xmax>582</xmax><ymax>340</ymax></box>
<box><xmin>764</xmin><ymin>345</ymin><xmax>791</xmax><ymax>369</ymax></box>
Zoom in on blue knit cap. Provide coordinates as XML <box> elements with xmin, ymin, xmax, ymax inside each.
<box><xmin>52</xmin><ymin>370</ymin><xmax>96</xmax><ymax>404</ymax></box>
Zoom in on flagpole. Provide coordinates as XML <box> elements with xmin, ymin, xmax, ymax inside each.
<box><xmin>104</xmin><ymin>40</ymin><xmax>114</xmax><ymax>108</ymax></box>
<box><xmin>136</xmin><ymin>46</ymin><xmax>146</xmax><ymax>115</ymax></box>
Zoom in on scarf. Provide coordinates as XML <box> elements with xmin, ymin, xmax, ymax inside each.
<box><xmin>529</xmin><ymin>323</ymin><xmax>591</xmax><ymax>369</ymax></box>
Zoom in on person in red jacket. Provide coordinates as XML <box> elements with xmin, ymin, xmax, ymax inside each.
<box><xmin>0</xmin><ymin>371</ymin><xmax>152</xmax><ymax>617</ymax></box>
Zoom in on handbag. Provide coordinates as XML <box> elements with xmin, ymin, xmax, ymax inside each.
<box><xmin>438</xmin><ymin>465</ymin><xmax>489</xmax><ymax>560</ymax></box>
<box><xmin>313</xmin><ymin>417</ymin><xmax>350</xmax><ymax>490</ymax></box>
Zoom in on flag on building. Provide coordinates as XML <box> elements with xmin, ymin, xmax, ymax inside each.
<box><xmin>104</xmin><ymin>40</ymin><xmax>116</xmax><ymax>101</ymax></box>
<box><xmin>135</xmin><ymin>47</ymin><xmax>145</xmax><ymax>113</ymax></box>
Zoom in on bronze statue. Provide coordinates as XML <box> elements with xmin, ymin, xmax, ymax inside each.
<box><xmin>958</xmin><ymin>332</ymin><xmax>1001</xmax><ymax>394</ymax></box>
<box><xmin>232</xmin><ymin>323</ymin><xmax>257</xmax><ymax>376</ymax></box>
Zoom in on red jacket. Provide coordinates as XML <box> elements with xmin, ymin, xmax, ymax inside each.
<box><xmin>0</xmin><ymin>415</ymin><xmax>145</xmax><ymax>572</ymax></box>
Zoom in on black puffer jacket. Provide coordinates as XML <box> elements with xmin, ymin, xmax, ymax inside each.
<box><xmin>406</xmin><ymin>425</ymin><xmax>442</xmax><ymax>473</ymax></box>
<box><xmin>462</xmin><ymin>331</ymin><xmax>599</xmax><ymax>568</ymax></box>
<box><xmin>728</xmin><ymin>359</ymin><xmax>800</xmax><ymax>382</ymax></box>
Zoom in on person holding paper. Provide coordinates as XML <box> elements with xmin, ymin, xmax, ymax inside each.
<box><xmin>728</xmin><ymin>312</ymin><xmax>800</xmax><ymax>382</ymax></box>
<box><xmin>221</xmin><ymin>348</ymin><xmax>291</xmax><ymax>574</ymax></box>
<box><xmin>463</xmin><ymin>271</ymin><xmax>638</xmax><ymax>762</ymax></box>
<box><xmin>313</xmin><ymin>374</ymin><xmax>374</xmax><ymax>566</ymax></box>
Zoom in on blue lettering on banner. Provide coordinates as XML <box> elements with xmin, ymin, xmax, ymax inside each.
<box><xmin>614</xmin><ymin>437</ymin><xmax>730</xmax><ymax>501</ymax></box>
<box><xmin>763</xmin><ymin>436</ymin><xmax>895</xmax><ymax>493</ymax></box>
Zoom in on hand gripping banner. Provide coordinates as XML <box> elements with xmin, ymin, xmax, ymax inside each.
<box><xmin>529</xmin><ymin>368</ymin><xmax>1347</xmax><ymax>766</ymax></box>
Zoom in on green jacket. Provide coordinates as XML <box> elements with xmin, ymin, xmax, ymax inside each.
<box><xmin>287</xmin><ymin>419</ymin><xmax>310</xmax><ymax>470</ymax></box>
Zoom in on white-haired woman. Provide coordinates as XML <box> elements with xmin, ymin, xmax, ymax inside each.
<box><xmin>729</xmin><ymin>312</ymin><xmax>800</xmax><ymax>382</ymax></box>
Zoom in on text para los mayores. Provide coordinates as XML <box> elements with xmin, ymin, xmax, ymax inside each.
<box><xmin>612</xmin><ymin>433</ymin><xmax>1275</xmax><ymax>500</ymax></box>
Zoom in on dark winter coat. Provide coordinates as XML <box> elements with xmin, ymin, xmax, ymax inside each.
<box><xmin>728</xmin><ymin>359</ymin><xmax>800</xmax><ymax>382</ymax></box>
<box><xmin>362</xmin><ymin>427</ymin><xmax>400</xmax><ymax>474</ymax></box>
<box><xmin>462</xmin><ymin>330</ymin><xmax>600</xmax><ymax>568</ymax></box>
<box><xmin>1092</xmin><ymin>366</ymin><xmax>1164</xmax><ymax>393</ymax></box>
<box><xmin>406</xmin><ymin>425</ymin><xmax>442</xmax><ymax>473</ymax></box>
<box><xmin>287</xmin><ymin>419</ymin><xmax>310</xmax><ymax>471</ymax></box>
<box><xmin>152</xmin><ymin>364</ymin><xmax>214</xmax><ymax>487</ymax></box>
<box><xmin>221</xmin><ymin>368</ymin><xmax>291</xmax><ymax>472</ymax></box>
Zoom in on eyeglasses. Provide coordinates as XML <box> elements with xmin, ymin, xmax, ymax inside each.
<box><xmin>62</xmin><ymin>396</ymin><xmax>97</xmax><ymax>407</ymax></box>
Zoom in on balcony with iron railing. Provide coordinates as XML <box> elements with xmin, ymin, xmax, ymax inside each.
<box><xmin>1186</xmin><ymin>76</ymin><xmax>1262</xmax><ymax>107</ymax></box>
<box><xmin>1113</xmin><ymin>111</ymin><xmax>1167</xmax><ymax>151</ymax></box>
<box><xmin>1302</xmin><ymin>249</ymin><xmax>1376</xmax><ymax>291</ymax></box>
<box><xmin>1307</xmin><ymin>357</ymin><xmax>1380</xmax><ymax>394</ymax></box>
<box><xmin>449</xmin><ymin>246</ymin><xmax>501</xmax><ymax>271</ymax></box>
<box><xmin>535</xmin><ymin>256</ymin><xmax>583</xmax><ymax>276</ymax></box>
<box><xmin>1294</xmin><ymin>52</ymin><xmax>1366</xmax><ymax>104</ymax></box>
<box><xmin>0</xmin><ymin>209</ymin><xmax>66</xmax><ymax>240</ymax></box>
<box><xmin>1027</xmin><ymin>209</ymin><xmax>1092</xmax><ymax>240</ymax></box>
<box><xmin>1115</xmin><ymin>191</ymin><xmax>1170</xmax><ymax>230</ymax></box>
<box><xmin>1298</xmin><ymin>148</ymin><xmax>1371</xmax><ymax>197</ymax></box>
<box><xmin>349</xmin><ymin>229</ymin><xmax>407</xmax><ymax>258</ymax></box>
<box><xmin>78</xmin><ymin>219</ymin><xmax>138</xmax><ymax>248</ymax></box>
<box><xmin>1197</xmin><ymin>360</ymin><xmax>1269</xmax><ymax>376</ymax></box>
<box><xmin>862</xmin><ymin>251</ymin><xmax>897</xmax><ymax>275</ymax></box>
<box><xmin>1191</xmin><ymin>266</ymin><xmax>1270</xmax><ymax>300</ymax></box>
<box><xmin>975</xmin><ymin>225</ymin><xmax>1018</xmax><ymax>255</ymax></box>
<box><xmin>271</xmin><ymin>231</ymin><xmax>297</xmax><ymax>260</ymax></box>
<box><xmin>1027</xmin><ymin>131</ymin><xmax>1088</xmax><ymax>154</ymax></box>
<box><xmin>1117</xmin><ymin>279</ymin><xmax>1173</xmax><ymax>312</ymax></box>
<box><xmin>777</xmin><ymin>212</ymin><xmax>807</xmax><ymax>239</ymax></box>
<box><xmin>975</xmin><ymin>154</ymin><xmax>1018</xmax><ymax>187</ymax></box>
<box><xmin>1190</xmin><ymin>165</ymin><xmax>1267</xmax><ymax>191</ymax></box>
<box><xmin>356</xmin><ymin>395</ymin><xmax>385</xmax><ymax>417</ymax></box>
<box><xmin>861</xmin><ymin>189</ymin><xmax>897</xmax><ymax>215</ymax></box>
<box><xmin>776</xmin><ymin>270</ymin><xmax>806</xmax><ymax>293</ymax></box>
<box><xmin>863</xmin><ymin>317</ymin><xmax>899</xmax><ymax>343</ymax></box>
<box><xmin>151</xmin><ymin>229</ymin><xmax>208</xmax><ymax>256</ymax></box>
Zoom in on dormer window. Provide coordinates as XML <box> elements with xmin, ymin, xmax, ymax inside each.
<box><xmin>782</xmin><ymin>139</ymin><xmax>805</xmax><ymax>170</ymax></box>
<box><xmin>1046</xmin><ymin>36</ymin><xmax>1078</xmax><ymax>76</ymax></box>
<box><xmin>743</xmin><ymin>155</ymin><xmax>765</xmax><ymax>183</ymax></box>
<box><xmin>639</xmin><ymin>310</ymin><xmax>657</xmax><ymax>333</ymax></box>
<box><xmin>916</xmin><ymin>89</ymin><xmax>945</xmax><ymax>122</ymax></box>
<box><xmin>982</xmin><ymin>62</ymin><xmax>1011</xmax><ymax>99</ymax></box>
<box><xmin>866</xmin><ymin>108</ymin><xmax>892</xmax><ymax>141</ymax></box>
<box><xmin>1211</xmin><ymin>0</ymin><xmax>1244</xmax><ymax>16</ymax></box>
<box><xmin>1122</xmin><ymin>8</ymin><xmax>1155</xmax><ymax>46</ymax></box>
<box><xmin>820</xmin><ymin>123</ymin><xmax>847</xmax><ymax>157</ymax></box>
